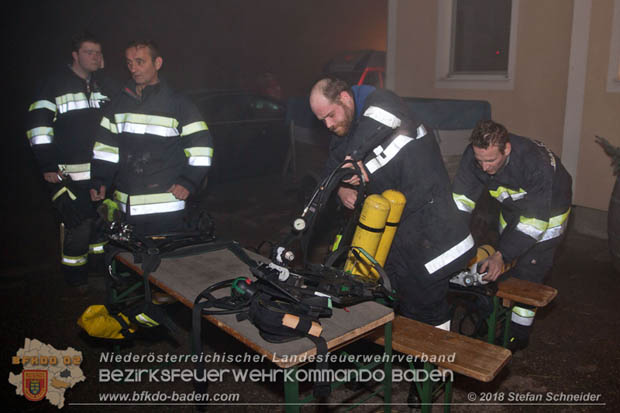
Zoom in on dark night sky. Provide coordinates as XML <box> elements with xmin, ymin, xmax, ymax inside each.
<box><xmin>2</xmin><ymin>0</ymin><xmax>387</xmax><ymax>266</ymax></box>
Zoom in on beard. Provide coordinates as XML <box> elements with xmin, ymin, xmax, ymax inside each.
<box><xmin>332</xmin><ymin>102</ymin><xmax>355</xmax><ymax>136</ymax></box>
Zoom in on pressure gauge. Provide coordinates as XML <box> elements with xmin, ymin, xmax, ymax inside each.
<box><xmin>293</xmin><ymin>218</ymin><xmax>306</xmax><ymax>232</ymax></box>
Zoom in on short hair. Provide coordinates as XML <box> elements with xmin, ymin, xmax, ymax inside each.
<box><xmin>126</xmin><ymin>40</ymin><xmax>161</xmax><ymax>61</ymax></box>
<box><xmin>71</xmin><ymin>31</ymin><xmax>100</xmax><ymax>52</ymax></box>
<box><xmin>312</xmin><ymin>76</ymin><xmax>353</xmax><ymax>103</ymax></box>
<box><xmin>470</xmin><ymin>120</ymin><xmax>509</xmax><ymax>153</ymax></box>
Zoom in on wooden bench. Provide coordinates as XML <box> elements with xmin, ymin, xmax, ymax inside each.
<box><xmin>487</xmin><ymin>277</ymin><xmax>558</xmax><ymax>346</ymax></box>
<box><xmin>369</xmin><ymin>315</ymin><xmax>511</xmax><ymax>412</ymax></box>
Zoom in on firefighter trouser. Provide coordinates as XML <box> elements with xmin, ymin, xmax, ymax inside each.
<box><xmin>62</xmin><ymin>218</ymin><xmax>107</xmax><ymax>286</ymax></box>
<box><xmin>387</xmin><ymin>241</ymin><xmax>475</xmax><ymax>326</ymax></box>
<box><xmin>501</xmin><ymin>234</ymin><xmax>565</xmax><ymax>338</ymax></box>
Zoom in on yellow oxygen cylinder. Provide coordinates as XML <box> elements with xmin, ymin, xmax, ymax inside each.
<box><xmin>370</xmin><ymin>190</ymin><xmax>407</xmax><ymax>279</ymax></box>
<box><xmin>344</xmin><ymin>194</ymin><xmax>391</xmax><ymax>279</ymax></box>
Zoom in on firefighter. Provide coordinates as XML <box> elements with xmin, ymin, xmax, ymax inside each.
<box><xmin>90</xmin><ymin>40</ymin><xmax>213</xmax><ymax>235</ymax></box>
<box><xmin>452</xmin><ymin>120</ymin><xmax>572</xmax><ymax>350</ymax></box>
<box><xmin>309</xmin><ymin>77</ymin><xmax>475</xmax><ymax>329</ymax></box>
<box><xmin>26</xmin><ymin>31</ymin><xmax>117</xmax><ymax>290</ymax></box>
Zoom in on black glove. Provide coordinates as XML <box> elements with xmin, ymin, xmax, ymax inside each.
<box><xmin>52</xmin><ymin>186</ymin><xmax>87</xmax><ymax>229</ymax></box>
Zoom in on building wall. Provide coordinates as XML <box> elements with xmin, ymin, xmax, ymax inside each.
<box><xmin>575</xmin><ymin>0</ymin><xmax>620</xmax><ymax>210</ymax></box>
<box><xmin>392</xmin><ymin>0</ymin><xmax>620</xmax><ymax>211</ymax></box>
<box><xmin>391</xmin><ymin>0</ymin><xmax>572</xmax><ymax>156</ymax></box>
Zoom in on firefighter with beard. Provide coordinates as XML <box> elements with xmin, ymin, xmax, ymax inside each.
<box><xmin>309</xmin><ymin>77</ymin><xmax>475</xmax><ymax>330</ymax></box>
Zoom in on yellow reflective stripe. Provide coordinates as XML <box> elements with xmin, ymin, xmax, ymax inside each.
<box><xmin>56</xmin><ymin>92</ymin><xmax>88</xmax><ymax>105</ymax></box>
<box><xmin>519</xmin><ymin>216</ymin><xmax>549</xmax><ymax>232</ymax></box>
<box><xmin>511</xmin><ymin>306</ymin><xmax>536</xmax><ymax>326</ymax></box>
<box><xmin>59</xmin><ymin>163</ymin><xmax>91</xmax><ymax>173</ymax></box>
<box><xmin>56</xmin><ymin>93</ymin><xmax>90</xmax><ymax>113</ymax></box>
<box><xmin>114</xmin><ymin>190</ymin><xmax>128</xmax><ymax>203</ymax></box>
<box><xmin>62</xmin><ymin>253</ymin><xmax>88</xmax><ymax>267</ymax></box>
<box><xmin>183</xmin><ymin>147</ymin><xmax>214</xmax><ymax>157</ymax></box>
<box><xmin>489</xmin><ymin>186</ymin><xmax>527</xmax><ymax>202</ymax></box>
<box><xmin>93</xmin><ymin>141</ymin><xmax>120</xmax><ymax>163</ymax></box>
<box><xmin>181</xmin><ymin>121</ymin><xmax>208</xmax><ymax>136</ymax></box>
<box><xmin>26</xmin><ymin>127</ymin><xmax>54</xmax><ymax>140</ymax></box>
<box><xmin>548</xmin><ymin>207</ymin><xmax>571</xmax><ymax>228</ymax></box>
<box><xmin>89</xmin><ymin>241</ymin><xmax>108</xmax><ymax>254</ymax></box>
<box><xmin>499</xmin><ymin>212</ymin><xmax>507</xmax><ymax>233</ymax></box>
<box><xmin>512</xmin><ymin>306</ymin><xmax>536</xmax><ymax>318</ymax></box>
<box><xmin>93</xmin><ymin>141</ymin><xmax>119</xmax><ymax>154</ymax></box>
<box><xmin>130</xmin><ymin>193</ymin><xmax>178</xmax><ymax>206</ymax></box>
<box><xmin>452</xmin><ymin>193</ymin><xmax>476</xmax><ymax>213</ymax></box>
<box><xmin>114</xmin><ymin>113</ymin><xmax>179</xmax><ymax>128</ymax></box>
<box><xmin>135</xmin><ymin>313</ymin><xmax>159</xmax><ymax>327</ymax></box>
<box><xmin>51</xmin><ymin>187</ymin><xmax>77</xmax><ymax>202</ymax></box>
<box><xmin>114</xmin><ymin>112</ymin><xmax>179</xmax><ymax>137</ymax></box>
<box><xmin>100</xmin><ymin>116</ymin><xmax>119</xmax><ymax>134</ymax></box>
<box><xmin>516</xmin><ymin>216</ymin><xmax>548</xmax><ymax>240</ymax></box>
<box><xmin>29</xmin><ymin>100</ymin><xmax>56</xmax><ymax>112</ymax></box>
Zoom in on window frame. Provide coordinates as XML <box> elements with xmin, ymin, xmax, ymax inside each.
<box><xmin>607</xmin><ymin>0</ymin><xmax>620</xmax><ymax>93</ymax></box>
<box><xmin>435</xmin><ymin>0</ymin><xmax>520</xmax><ymax>90</ymax></box>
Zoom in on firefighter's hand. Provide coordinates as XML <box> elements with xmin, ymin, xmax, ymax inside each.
<box><xmin>43</xmin><ymin>172</ymin><xmax>62</xmax><ymax>183</ymax></box>
<box><xmin>168</xmin><ymin>184</ymin><xmax>190</xmax><ymax>200</ymax></box>
<box><xmin>90</xmin><ymin>185</ymin><xmax>106</xmax><ymax>201</ymax></box>
<box><xmin>341</xmin><ymin>155</ymin><xmax>369</xmax><ymax>186</ymax></box>
<box><xmin>481</xmin><ymin>251</ymin><xmax>504</xmax><ymax>282</ymax></box>
<box><xmin>338</xmin><ymin>186</ymin><xmax>358</xmax><ymax>210</ymax></box>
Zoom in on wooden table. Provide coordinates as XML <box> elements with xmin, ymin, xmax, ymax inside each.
<box><xmin>115</xmin><ymin>245</ymin><xmax>394</xmax><ymax>412</ymax></box>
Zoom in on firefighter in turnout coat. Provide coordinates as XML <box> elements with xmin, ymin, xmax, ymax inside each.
<box><xmin>310</xmin><ymin>77</ymin><xmax>475</xmax><ymax>328</ymax></box>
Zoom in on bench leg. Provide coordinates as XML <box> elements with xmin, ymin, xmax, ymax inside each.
<box><xmin>487</xmin><ymin>296</ymin><xmax>500</xmax><ymax>344</ymax></box>
<box><xmin>502</xmin><ymin>307</ymin><xmax>513</xmax><ymax>347</ymax></box>
<box><xmin>284</xmin><ymin>366</ymin><xmax>300</xmax><ymax>413</ymax></box>
<box><xmin>421</xmin><ymin>362</ymin><xmax>434</xmax><ymax>413</ymax></box>
<box><xmin>383</xmin><ymin>321</ymin><xmax>392</xmax><ymax>413</ymax></box>
<box><xmin>443</xmin><ymin>376</ymin><xmax>453</xmax><ymax>413</ymax></box>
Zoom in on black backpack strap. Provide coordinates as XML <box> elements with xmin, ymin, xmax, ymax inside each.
<box><xmin>191</xmin><ymin>289</ymin><xmax>212</xmax><ymax>397</ymax></box>
<box><xmin>307</xmin><ymin>335</ymin><xmax>331</xmax><ymax>399</ymax></box>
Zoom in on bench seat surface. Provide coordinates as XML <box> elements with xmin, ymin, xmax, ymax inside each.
<box><xmin>371</xmin><ymin>315</ymin><xmax>511</xmax><ymax>382</ymax></box>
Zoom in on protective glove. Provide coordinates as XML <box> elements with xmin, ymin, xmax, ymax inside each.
<box><xmin>51</xmin><ymin>186</ymin><xmax>87</xmax><ymax>229</ymax></box>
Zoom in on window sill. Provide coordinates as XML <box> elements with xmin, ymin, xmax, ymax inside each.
<box><xmin>435</xmin><ymin>75</ymin><xmax>515</xmax><ymax>90</ymax></box>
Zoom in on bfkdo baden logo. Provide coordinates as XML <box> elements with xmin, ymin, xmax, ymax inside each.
<box><xmin>23</xmin><ymin>370</ymin><xmax>48</xmax><ymax>402</ymax></box>
<box><xmin>8</xmin><ymin>338</ymin><xmax>86</xmax><ymax>409</ymax></box>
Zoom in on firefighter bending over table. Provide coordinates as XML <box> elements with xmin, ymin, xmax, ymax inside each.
<box><xmin>452</xmin><ymin>120</ymin><xmax>572</xmax><ymax>351</ymax></box>
<box><xmin>309</xmin><ymin>76</ymin><xmax>475</xmax><ymax>330</ymax></box>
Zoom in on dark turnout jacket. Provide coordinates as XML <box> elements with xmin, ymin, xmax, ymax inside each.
<box><xmin>91</xmin><ymin>79</ymin><xmax>213</xmax><ymax>218</ymax></box>
<box><xmin>452</xmin><ymin>134</ymin><xmax>572</xmax><ymax>263</ymax></box>
<box><xmin>328</xmin><ymin>86</ymin><xmax>474</xmax><ymax>279</ymax></box>
<box><xmin>26</xmin><ymin>65</ymin><xmax>116</xmax><ymax>180</ymax></box>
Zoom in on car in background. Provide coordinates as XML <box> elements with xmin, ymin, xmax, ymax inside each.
<box><xmin>188</xmin><ymin>89</ymin><xmax>289</xmax><ymax>185</ymax></box>
<box><xmin>323</xmin><ymin>49</ymin><xmax>386</xmax><ymax>88</ymax></box>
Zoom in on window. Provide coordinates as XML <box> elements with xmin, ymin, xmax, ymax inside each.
<box><xmin>436</xmin><ymin>0</ymin><xmax>519</xmax><ymax>90</ymax></box>
<box><xmin>607</xmin><ymin>0</ymin><xmax>620</xmax><ymax>92</ymax></box>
